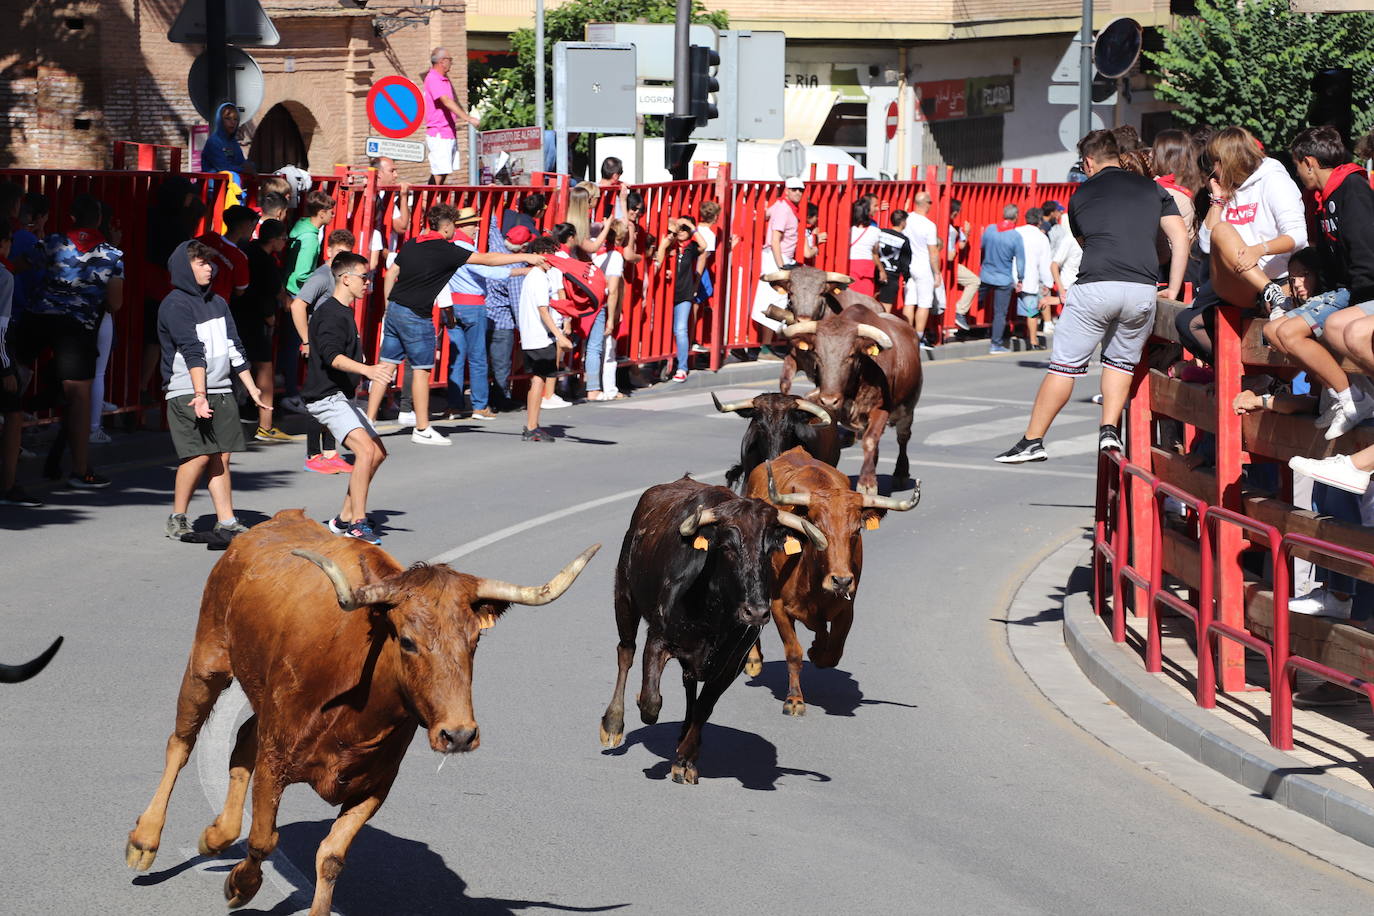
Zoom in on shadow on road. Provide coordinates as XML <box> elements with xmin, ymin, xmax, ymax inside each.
<box><xmin>743</xmin><ymin>660</ymin><xmax>918</xmax><ymax>717</ymax></box>
<box><xmin>606</xmin><ymin>721</ymin><xmax>831</xmax><ymax>790</ymax></box>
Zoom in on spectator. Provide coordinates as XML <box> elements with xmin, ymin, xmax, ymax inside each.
<box><xmin>1015</xmin><ymin>207</ymin><xmax>1055</xmax><ymax>350</ymax></box>
<box><xmin>518</xmin><ymin>236</ymin><xmax>570</xmax><ymax>442</ymax></box>
<box><xmin>503</xmin><ymin>191</ymin><xmax>546</xmax><ymax>236</ymax></box>
<box><xmin>141</xmin><ymin>181</ymin><xmax>198</xmax><ymax>398</ymax></box>
<box><xmin>306</xmin><ymin>251</ymin><xmax>394</xmax><ymax>545</ymax></box>
<box><xmin>201</xmin><ymin>103</ymin><xmax>255</xmax><ymax>176</ymax></box>
<box><xmin>0</xmin><ymin>182</ymin><xmax>20</xmax><ymax>230</ymax></box>
<box><xmin>978</xmin><ymin>204</ymin><xmax>1026</xmax><ymax>354</ymax></box>
<box><xmin>902</xmin><ymin>192</ymin><xmax>942</xmax><ymax>346</ymax></box>
<box><xmin>233</xmin><ymin>217</ymin><xmax>289</xmax><ymax>442</ymax></box>
<box><xmin>367</xmin><ymin>203</ymin><xmax>544</xmax><ymax>445</ymax></box>
<box><xmin>279</xmin><ymin>190</ymin><xmax>336</xmax><ymax>412</ymax></box>
<box><xmin>655</xmin><ymin>216</ymin><xmax>701</xmax><ymax>382</ymax></box>
<box><xmin>948</xmin><ymin>198</ymin><xmax>979</xmax><ymax>332</ymax></box>
<box><xmin>88</xmin><ymin>201</ymin><xmax>123</xmax><ymax>444</ymax></box>
<box><xmin>158</xmin><ymin>240</ymin><xmax>266</xmax><ymax>540</ymax></box>
<box><xmin>368</xmin><ymin>156</ymin><xmax>411</xmax><ymax>272</ymax></box>
<box><xmin>590</xmin><ymin>220</ymin><xmax>628</xmax><ymax>401</ymax></box>
<box><xmin>803</xmin><ymin>203</ymin><xmax>824</xmax><ymax>263</ymax></box>
<box><xmin>14</xmin><ymin>193</ymin><xmax>123</xmax><ymax>488</ymax></box>
<box><xmin>485</xmin><ymin>220</ymin><xmax>534</xmax><ymax>410</ymax></box>
<box><xmin>1175</xmin><ymin>126</ymin><xmax>1307</xmax><ymax>361</ymax></box>
<box><xmin>258</xmin><ymin>191</ymin><xmax>289</xmax><ymax>225</ymax></box>
<box><xmin>1150</xmin><ymin>130</ymin><xmax>1201</xmax><ymax>291</ymax></box>
<box><xmin>11</xmin><ymin>192</ymin><xmax>51</xmax><ymax>312</ymax></box>
<box><xmin>846</xmin><ymin>199</ymin><xmax>884</xmax><ymax>297</ymax></box>
<box><xmin>288</xmin><ymin>229</ymin><xmax>357</xmax><ymax>469</ymax></box>
<box><xmin>196</xmin><ymin>204</ymin><xmax>256</xmax><ymax>315</ymax></box>
<box><xmin>751</xmin><ymin>177</ymin><xmax>805</xmax><ymax>358</ymax></box>
<box><xmin>422</xmin><ymin>47</ymin><xmax>479</xmax><ymax>185</ymax></box>
<box><xmin>1267</xmin><ymin>126</ymin><xmax>1374</xmax><ymax>440</ymax></box>
<box><xmin>568</xmin><ymin>183</ymin><xmax>611</xmax><ymax>255</ymax></box>
<box><xmin>443</xmin><ymin>207</ymin><xmax>513</xmax><ymax>420</ymax></box>
<box><xmin>995</xmin><ymin>128</ymin><xmax>1187</xmax><ymax>464</ymax></box>
<box><xmin>1050</xmin><ymin>206</ymin><xmax>1083</xmax><ymax>305</ymax></box>
<box><xmin>876</xmin><ymin>211</ymin><xmax>911</xmax><ymax>313</ymax></box>
<box><xmin>1040</xmin><ymin>200</ymin><xmax>1066</xmax><ymax>246</ymax></box>
<box><xmin>598</xmin><ymin>157</ymin><xmax>625</xmax><ymax>219</ymax></box>
<box><xmin>0</xmin><ymin>220</ymin><xmax>41</xmax><ymax>507</ymax></box>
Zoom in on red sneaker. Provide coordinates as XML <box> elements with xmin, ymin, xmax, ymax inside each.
<box><xmin>303</xmin><ymin>454</ymin><xmax>339</xmax><ymax>474</ymax></box>
<box><xmin>323</xmin><ymin>455</ymin><xmax>354</xmax><ymax>473</ymax></box>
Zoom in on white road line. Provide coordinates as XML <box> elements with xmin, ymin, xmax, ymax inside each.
<box><xmin>839</xmin><ymin>453</ymin><xmax>1096</xmax><ymax>480</ymax></box>
<box><xmin>911</xmin><ymin>403</ymin><xmax>998</xmax><ymax>422</ymax></box>
<box><xmin>1048</xmin><ymin>432</ymin><xmax>1109</xmax><ymax>458</ymax></box>
<box><xmin>924</xmin><ymin>413</ymin><xmax>1094</xmax><ymax>447</ymax></box>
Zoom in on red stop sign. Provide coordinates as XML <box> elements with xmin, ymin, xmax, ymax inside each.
<box><xmin>885</xmin><ymin>101</ymin><xmax>899</xmax><ymax>140</ymax></box>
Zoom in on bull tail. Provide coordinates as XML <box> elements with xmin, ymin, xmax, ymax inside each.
<box><xmin>724</xmin><ymin>464</ymin><xmax>745</xmax><ymax>493</ymax></box>
<box><xmin>0</xmin><ymin>636</ymin><xmax>63</xmax><ymax>683</ymax></box>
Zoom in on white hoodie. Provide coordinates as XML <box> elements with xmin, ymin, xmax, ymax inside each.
<box><xmin>1198</xmin><ymin>156</ymin><xmax>1307</xmax><ymax>279</ymax></box>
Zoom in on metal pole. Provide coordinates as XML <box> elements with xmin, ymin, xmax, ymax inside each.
<box><xmin>468</xmin><ymin>123</ymin><xmax>480</xmax><ymax>185</ymax></box>
<box><xmin>634</xmin><ymin>115</ymin><xmax>645</xmax><ymax>183</ymax></box>
<box><xmin>536</xmin><ymin>0</ymin><xmax>546</xmax><ymax>131</ymax></box>
<box><xmin>722</xmin><ymin>31</ymin><xmax>739</xmax><ymax>172</ymax></box>
<box><xmin>673</xmin><ymin>0</ymin><xmax>691</xmax><ymax>118</ymax></box>
<box><xmin>207</xmin><ymin>0</ymin><xmax>228</xmax><ymax>114</ymax></box>
<box><xmin>554</xmin><ymin>43</ymin><xmax>569</xmax><ymax>176</ymax></box>
<box><xmin>1078</xmin><ymin>0</ymin><xmax>1093</xmax><ymax>140</ymax></box>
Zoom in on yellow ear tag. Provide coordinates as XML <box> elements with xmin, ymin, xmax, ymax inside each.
<box><xmin>866</xmin><ymin>344</ymin><xmax>881</xmax><ymax>357</ymax></box>
<box><xmin>477</xmin><ymin>613</ymin><xmax>497</xmax><ymax>630</ymax></box>
<box><xmin>783</xmin><ymin>536</ymin><xmax>802</xmax><ymax>555</ymax></box>
<box><xmin>795</xmin><ymin>339</ymin><xmax>811</xmax><ymax>351</ymax></box>
<box><xmin>693</xmin><ymin>535</ymin><xmax>709</xmax><ymax>550</ymax></box>
<box><xmin>864</xmin><ymin>516</ymin><xmax>881</xmax><ymax>530</ymax></box>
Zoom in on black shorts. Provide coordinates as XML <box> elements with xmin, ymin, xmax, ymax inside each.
<box><xmin>231</xmin><ymin>310</ymin><xmax>274</xmax><ymax>364</ymax></box>
<box><xmin>13</xmin><ymin>314</ymin><xmax>99</xmax><ymax>381</ymax></box>
<box><xmin>167</xmin><ymin>392</ymin><xmax>246</xmax><ymax>459</ymax></box>
<box><xmin>523</xmin><ymin>344</ymin><xmax>558</xmax><ymax>378</ymax></box>
<box><xmin>876</xmin><ymin>276</ymin><xmax>901</xmax><ymax>305</ymax></box>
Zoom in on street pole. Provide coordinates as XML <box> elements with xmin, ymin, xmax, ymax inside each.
<box><xmin>554</xmin><ymin>44</ymin><xmax>569</xmax><ymax>176</ymax></box>
<box><xmin>721</xmin><ymin>30</ymin><xmax>739</xmax><ymax>173</ymax></box>
<box><xmin>536</xmin><ymin>0</ymin><xmax>547</xmax><ymax>174</ymax></box>
<box><xmin>673</xmin><ymin>0</ymin><xmax>690</xmax><ymax>119</ymax></box>
<box><xmin>1078</xmin><ymin>0</ymin><xmax>1093</xmax><ymax>141</ymax></box>
<box><xmin>207</xmin><ymin>0</ymin><xmax>228</xmax><ymax>115</ymax></box>
<box><xmin>469</xmin><ymin>123</ymin><xmax>480</xmax><ymax>185</ymax></box>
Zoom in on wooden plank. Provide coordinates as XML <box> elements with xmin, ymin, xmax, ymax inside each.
<box><xmin>1245</xmin><ymin>586</ymin><xmax>1374</xmax><ymax>682</ymax></box>
<box><xmin>1241</xmin><ymin>410</ymin><xmax>1374</xmax><ymax>463</ymax></box>
<box><xmin>1245</xmin><ymin>496</ymin><xmax>1374</xmax><ymax>584</ymax></box>
<box><xmin>1160</xmin><ymin>526</ymin><xmax>1201</xmax><ymax>590</ymax></box>
<box><xmin>1149</xmin><ymin>370</ymin><xmax>1216</xmax><ymax>432</ymax></box>
<box><xmin>1154</xmin><ymin>298</ymin><xmax>1185</xmax><ymax>343</ymax></box>
<box><xmin>1151</xmin><ymin>446</ymin><xmax>1219</xmax><ymax>504</ymax></box>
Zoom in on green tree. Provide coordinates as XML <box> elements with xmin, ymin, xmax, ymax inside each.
<box><xmin>473</xmin><ymin>0</ymin><xmax>729</xmax><ymax>133</ymax></box>
<box><xmin>1147</xmin><ymin>0</ymin><xmax>1374</xmax><ymax>151</ymax></box>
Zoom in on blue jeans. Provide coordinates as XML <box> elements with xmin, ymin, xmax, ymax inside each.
<box><xmin>445</xmin><ymin>304</ymin><xmax>489</xmax><ymax>411</ymax></box>
<box><xmin>487</xmin><ymin>324</ymin><xmax>515</xmax><ymax>403</ymax></box>
<box><xmin>379</xmin><ymin>303</ymin><xmax>437</xmax><ymax>370</ymax></box>
<box><xmin>987</xmin><ymin>284</ymin><xmax>1014</xmax><ymax>346</ymax></box>
<box><xmin>673</xmin><ymin>300</ymin><xmax>692</xmax><ymax>371</ymax></box>
<box><xmin>584</xmin><ymin>308</ymin><xmax>607</xmax><ymax>391</ymax></box>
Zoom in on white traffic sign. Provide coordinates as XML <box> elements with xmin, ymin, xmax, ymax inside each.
<box><xmin>1052</xmin><ymin>35</ymin><xmax>1083</xmax><ymax>83</ymax></box>
<box><xmin>188</xmin><ymin>47</ymin><xmax>264</xmax><ymax>122</ymax></box>
<box><xmin>1048</xmin><ymin>84</ymin><xmax>1115</xmax><ymax>106</ymax></box>
<box><xmin>366</xmin><ymin>137</ymin><xmax>425</xmax><ymax>163</ymax></box>
<box><xmin>584</xmin><ymin>23</ymin><xmax>718</xmax><ymax>81</ymax></box>
<box><xmin>1058</xmin><ymin>109</ymin><xmax>1104</xmax><ymax>153</ymax></box>
<box><xmin>168</xmin><ymin>0</ymin><xmax>280</xmax><ymax>46</ymax></box>
<box><xmin>636</xmin><ymin>85</ymin><xmax>674</xmax><ymax>116</ymax></box>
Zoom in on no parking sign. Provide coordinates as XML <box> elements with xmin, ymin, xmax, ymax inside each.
<box><xmin>366</xmin><ymin>75</ymin><xmax>425</xmax><ymax>139</ymax></box>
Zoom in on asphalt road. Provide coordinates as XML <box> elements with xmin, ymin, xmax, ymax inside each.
<box><xmin>2</xmin><ymin>353</ymin><xmax>1371</xmax><ymax>914</ymax></box>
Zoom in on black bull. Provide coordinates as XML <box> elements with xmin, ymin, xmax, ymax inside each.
<box><xmin>713</xmin><ymin>391</ymin><xmax>841</xmax><ymax>493</ymax></box>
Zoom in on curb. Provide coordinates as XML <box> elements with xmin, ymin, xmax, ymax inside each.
<box><xmin>1060</xmin><ymin>553</ymin><xmax>1374</xmax><ymax>850</ymax></box>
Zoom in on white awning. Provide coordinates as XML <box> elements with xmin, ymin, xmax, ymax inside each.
<box><xmin>781</xmin><ymin>87</ymin><xmax>840</xmax><ymax>145</ymax></box>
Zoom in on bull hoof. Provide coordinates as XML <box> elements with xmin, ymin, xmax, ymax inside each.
<box><xmin>599</xmin><ymin>717</ymin><xmax>624</xmax><ymax>749</ymax></box>
<box><xmin>198</xmin><ymin>824</ymin><xmax>235</xmax><ymax>857</ymax></box>
<box><xmin>857</xmin><ymin>480</ymin><xmax>878</xmax><ymax>498</ymax></box>
<box><xmin>637</xmin><ymin>698</ymin><xmax>662</xmax><ymax>725</ymax></box>
<box><xmin>224</xmin><ymin>865</ymin><xmax>263</xmax><ymax>908</ymax></box>
<box><xmin>743</xmin><ymin>656</ymin><xmax>763</xmax><ymax>678</ymax></box>
<box><xmin>124</xmin><ymin>837</ymin><xmax>158</xmax><ymax>871</ymax></box>
<box><xmin>783</xmin><ymin>697</ymin><xmax>807</xmax><ymax>716</ymax></box>
<box><xmin>670</xmin><ymin>761</ymin><xmax>699</xmax><ymax>785</ymax></box>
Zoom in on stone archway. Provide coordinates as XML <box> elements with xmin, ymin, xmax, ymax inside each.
<box><xmin>247</xmin><ymin>102</ymin><xmax>313</xmax><ymax>172</ymax></box>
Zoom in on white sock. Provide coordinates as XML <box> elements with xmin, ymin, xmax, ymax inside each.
<box><xmin>1334</xmin><ymin>387</ymin><xmax>1355</xmax><ymax>408</ymax></box>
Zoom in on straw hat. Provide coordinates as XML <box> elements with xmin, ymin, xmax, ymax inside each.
<box><xmin>454</xmin><ymin>206</ymin><xmax>481</xmax><ymax>226</ymax></box>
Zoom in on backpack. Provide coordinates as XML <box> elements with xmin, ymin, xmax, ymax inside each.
<box><xmin>546</xmin><ymin>253</ymin><xmax>606</xmax><ymax>319</ymax></box>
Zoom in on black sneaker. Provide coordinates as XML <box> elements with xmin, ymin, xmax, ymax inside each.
<box><xmin>1099</xmin><ymin>425</ymin><xmax>1124</xmax><ymax>453</ymax></box>
<box><xmin>994</xmin><ymin>438</ymin><xmax>1048</xmax><ymax>463</ymax></box>
<box><xmin>522</xmin><ymin>427</ymin><xmax>556</xmax><ymax>443</ymax></box>
<box><xmin>954</xmin><ymin>313</ymin><xmax>970</xmax><ymax>331</ymax></box>
<box><xmin>1261</xmin><ymin>281</ymin><xmax>1293</xmax><ymax>313</ymax></box>
<box><xmin>0</xmin><ymin>486</ymin><xmax>44</xmax><ymax>507</ymax></box>
<box><xmin>68</xmin><ymin>470</ymin><xmax>111</xmax><ymax>489</ymax></box>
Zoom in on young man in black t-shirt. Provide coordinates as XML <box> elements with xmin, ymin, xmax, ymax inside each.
<box><xmin>996</xmin><ymin>130</ymin><xmax>1189</xmax><ymax>463</ymax></box>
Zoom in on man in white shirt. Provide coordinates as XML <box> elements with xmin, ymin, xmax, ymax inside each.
<box><xmin>903</xmin><ymin>191</ymin><xmax>941</xmax><ymax>348</ymax></box>
<box><xmin>1014</xmin><ymin>207</ymin><xmax>1055</xmax><ymax>349</ymax></box>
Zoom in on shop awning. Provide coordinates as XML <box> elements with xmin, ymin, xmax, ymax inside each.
<box><xmin>782</xmin><ymin>87</ymin><xmax>840</xmax><ymax>145</ymax></box>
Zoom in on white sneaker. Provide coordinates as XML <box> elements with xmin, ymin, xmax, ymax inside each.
<box><xmin>1042</xmin><ymin>320</ymin><xmax>1054</xmax><ymax>333</ymax></box>
<box><xmin>1288</xmin><ymin>454</ymin><xmax>1372</xmax><ymax>494</ymax></box>
<box><xmin>1289</xmin><ymin>587</ymin><xmax>1353</xmax><ymax>618</ymax></box>
<box><xmin>411</xmin><ymin>426</ymin><xmax>451</xmax><ymax>446</ymax></box>
<box><xmin>396</xmin><ymin>410</ymin><xmax>417</xmax><ymax>427</ymax></box>
<box><xmin>541</xmin><ymin>395</ymin><xmax>571</xmax><ymax>410</ymax></box>
<box><xmin>1314</xmin><ymin>397</ymin><xmax>1344</xmax><ymax>430</ymax></box>
<box><xmin>1325</xmin><ymin>392</ymin><xmax>1374</xmax><ymax>440</ymax></box>
<box><xmin>88</xmin><ymin>428</ymin><xmax>112</xmax><ymax>445</ymax></box>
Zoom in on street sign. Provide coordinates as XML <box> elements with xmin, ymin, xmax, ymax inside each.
<box><xmin>1059</xmin><ymin>109</ymin><xmax>1104</xmax><ymax>153</ymax></box>
<box><xmin>885</xmin><ymin>101</ymin><xmax>898</xmax><ymax>140</ymax></box>
<box><xmin>478</xmin><ymin>127</ymin><xmax>543</xmax><ymax>185</ymax></box>
<box><xmin>636</xmin><ymin>85</ymin><xmax>675</xmax><ymax>116</ymax></box>
<box><xmin>367</xmin><ymin>76</ymin><xmax>425</xmax><ymax>140</ymax></box>
<box><xmin>168</xmin><ymin>0</ymin><xmax>280</xmax><ymax>46</ymax></box>
<box><xmin>584</xmin><ymin>22</ymin><xmax>718</xmax><ymax>81</ymax></box>
<box><xmin>555</xmin><ymin>43</ymin><xmax>637</xmax><ymax>133</ymax></box>
<box><xmin>366</xmin><ymin>137</ymin><xmax>425</xmax><ymax>163</ymax></box>
<box><xmin>1094</xmin><ymin>18</ymin><xmax>1143</xmax><ymax>79</ymax></box>
<box><xmin>778</xmin><ymin>139</ymin><xmax>805</xmax><ymax>179</ymax></box>
<box><xmin>1047</xmin><ymin>83</ymin><xmax>1116</xmax><ymax>106</ymax></box>
<box><xmin>188</xmin><ymin>47</ymin><xmax>263</xmax><ymax>122</ymax></box>
<box><xmin>732</xmin><ymin>31</ymin><xmax>784</xmax><ymax>140</ymax></box>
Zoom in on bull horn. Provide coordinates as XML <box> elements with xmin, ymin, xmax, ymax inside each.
<box><xmin>763</xmin><ymin>304</ymin><xmax>798</xmax><ymax>325</ymax></box>
<box><xmin>293</xmin><ymin>549</ymin><xmax>395</xmax><ymax>611</ymax></box>
<box><xmin>791</xmin><ymin>399</ymin><xmax>832</xmax><ymax>425</ymax></box>
<box><xmin>766</xmin><ymin>463</ymin><xmax>811</xmax><ymax>508</ymax></box>
<box><xmin>679</xmin><ymin>507</ymin><xmax>719</xmax><ymax>537</ymax></box>
<box><xmin>760</xmin><ymin>270</ymin><xmax>791</xmax><ymax>284</ymax></box>
<box><xmin>824</xmin><ymin>272</ymin><xmax>854</xmax><ymax>286</ymax></box>
<box><xmin>855</xmin><ymin>323</ymin><xmax>894</xmax><ymax>350</ymax></box>
<box><xmin>0</xmin><ymin>636</ymin><xmax>63</xmax><ymax>684</ymax></box>
<box><xmin>474</xmin><ymin>543</ymin><xmax>601</xmax><ymax>606</ymax></box>
<box><xmin>781</xmin><ymin>320</ymin><xmax>820</xmax><ymax>339</ymax></box>
<box><xmin>711</xmin><ymin>392</ymin><xmax>757</xmax><ymax>414</ymax></box>
<box><xmin>775</xmin><ymin>511</ymin><xmax>829</xmax><ymax>551</ymax></box>
<box><xmin>862</xmin><ymin>481</ymin><xmax>922</xmax><ymax>512</ymax></box>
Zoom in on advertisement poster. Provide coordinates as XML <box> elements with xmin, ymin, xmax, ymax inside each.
<box><xmin>478</xmin><ymin>126</ymin><xmax>543</xmax><ymax>185</ymax></box>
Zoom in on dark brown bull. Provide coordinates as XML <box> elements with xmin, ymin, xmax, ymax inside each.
<box><xmin>743</xmin><ymin>449</ymin><xmax>918</xmax><ymax>714</ymax></box>
<box><xmin>712</xmin><ymin>391</ymin><xmax>839</xmax><ymax>492</ymax></box>
<box><xmin>0</xmin><ymin>636</ymin><xmax>62</xmax><ymax>683</ymax></box>
<box><xmin>125</xmin><ymin>510</ymin><xmax>598</xmax><ymax>916</ymax></box>
<box><xmin>599</xmin><ymin>476</ymin><xmax>827</xmax><ymax>784</ymax></box>
<box><xmin>758</xmin><ymin>265</ymin><xmax>887</xmax><ymax>394</ymax></box>
<box><xmin>783</xmin><ymin>303</ymin><xmax>923</xmax><ymax>495</ymax></box>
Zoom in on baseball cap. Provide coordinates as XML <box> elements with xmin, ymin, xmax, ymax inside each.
<box><xmin>1042</xmin><ymin>199</ymin><xmax>1063</xmax><ymax>212</ymax></box>
<box><xmin>504</xmin><ymin>225</ymin><xmax>535</xmax><ymax>245</ymax></box>
<box><xmin>784</xmin><ymin>177</ymin><xmax>805</xmax><ymax>190</ymax></box>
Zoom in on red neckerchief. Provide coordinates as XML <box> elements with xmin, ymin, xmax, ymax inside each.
<box><xmin>1317</xmin><ymin>162</ymin><xmax>1366</xmax><ymax>209</ymax></box>
<box><xmin>67</xmin><ymin>228</ymin><xmax>106</xmax><ymax>253</ymax></box>
<box><xmin>784</xmin><ymin>197</ymin><xmax>802</xmax><ymax>220</ymax></box>
<box><xmin>996</xmin><ymin>219</ymin><xmax>1016</xmax><ymax>232</ymax></box>
<box><xmin>453</xmin><ymin>228</ymin><xmax>476</xmax><ymax>246</ymax></box>
<box><xmin>413</xmin><ymin>230</ymin><xmax>448</xmax><ymax>244</ymax></box>
<box><xmin>1155</xmin><ymin>174</ymin><xmax>1194</xmax><ymax>198</ymax></box>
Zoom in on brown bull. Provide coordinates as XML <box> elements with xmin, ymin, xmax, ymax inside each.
<box><xmin>784</xmin><ymin>303</ymin><xmax>923</xmax><ymax>495</ymax></box>
<box><xmin>743</xmin><ymin>449</ymin><xmax>918</xmax><ymax>715</ymax></box>
<box><xmin>757</xmin><ymin>265</ymin><xmax>886</xmax><ymax>394</ymax></box>
<box><xmin>125</xmin><ymin>509</ymin><xmax>598</xmax><ymax>916</ymax></box>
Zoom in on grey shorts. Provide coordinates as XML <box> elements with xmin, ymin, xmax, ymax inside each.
<box><xmin>167</xmin><ymin>392</ymin><xmax>246</xmax><ymax>459</ymax></box>
<box><xmin>1047</xmin><ymin>281</ymin><xmax>1157</xmax><ymax>379</ymax></box>
<box><xmin>306</xmin><ymin>392</ymin><xmax>377</xmax><ymax>446</ymax></box>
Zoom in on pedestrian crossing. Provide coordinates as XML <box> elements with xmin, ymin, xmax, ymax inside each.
<box><xmin>923</xmin><ymin>412</ymin><xmax>1094</xmax><ymax>447</ymax></box>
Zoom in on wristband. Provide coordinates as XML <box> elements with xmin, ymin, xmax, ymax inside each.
<box><xmin>1261</xmin><ymin>239</ymin><xmax>1270</xmax><ymax>255</ymax></box>
<box><xmin>1262</xmin><ymin>393</ymin><xmax>1273</xmax><ymax>410</ymax></box>
<box><xmin>193</xmin><ymin>391</ymin><xmax>207</xmax><ymax>398</ymax></box>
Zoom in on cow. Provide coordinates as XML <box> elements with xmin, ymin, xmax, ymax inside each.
<box><xmin>742</xmin><ymin>450</ymin><xmax>919</xmax><ymax>715</ymax></box>
<box><xmin>125</xmin><ymin>510</ymin><xmax>599</xmax><ymax>916</ymax></box>
<box><xmin>756</xmin><ymin>265</ymin><xmax>886</xmax><ymax>394</ymax></box>
<box><xmin>783</xmin><ymin>303</ymin><xmax>923</xmax><ymax>496</ymax></box>
<box><xmin>0</xmin><ymin>636</ymin><xmax>62</xmax><ymax>683</ymax></box>
<box><xmin>712</xmin><ymin>391</ymin><xmax>840</xmax><ymax>492</ymax></box>
<box><xmin>599</xmin><ymin>476</ymin><xmax>828</xmax><ymax>784</ymax></box>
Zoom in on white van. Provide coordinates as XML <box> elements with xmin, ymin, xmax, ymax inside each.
<box><xmin>594</xmin><ymin>137</ymin><xmax>876</xmax><ymax>183</ymax></box>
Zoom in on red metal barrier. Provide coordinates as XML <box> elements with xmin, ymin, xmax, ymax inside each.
<box><xmin>1148</xmin><ymin>481</ymin><xmax>1208</xmax><ymax>675</ymax></box>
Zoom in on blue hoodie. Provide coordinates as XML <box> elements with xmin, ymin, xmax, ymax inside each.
<box><xmin>201</xmin><ymin>102</ymin><xmax>252</xmax><ymax>175</ymax></box>
<box><xmin>978</xmin><ymin>223</ymin><xmax>1024</xmax><ymax>288</ymax></box>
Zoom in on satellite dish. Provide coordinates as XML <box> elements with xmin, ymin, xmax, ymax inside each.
<box><xmin>1094</xmin><ymin>18</ymin><xmax>1142</xmax><ymax>80</ymax></box>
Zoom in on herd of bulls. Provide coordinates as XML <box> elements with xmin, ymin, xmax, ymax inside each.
<box><xmin>122</xmin><ymin>266</ymin><xmax>923</xmax><ymax>915</ymax></box>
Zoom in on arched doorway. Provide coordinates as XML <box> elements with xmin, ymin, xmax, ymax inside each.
<box><xmin>248</xmin><ymin>103</ymin><xmax>309</xmax><ymax>172</ymax></box>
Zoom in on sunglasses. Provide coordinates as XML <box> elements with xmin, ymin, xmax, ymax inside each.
<box><xmin>343</xmin><ymin>270</ymin><xmax>372</xmax><ymax>281</ymax></box>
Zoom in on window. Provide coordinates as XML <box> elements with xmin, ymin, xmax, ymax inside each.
<box><xmin>921</xmin><ymin>116</ymin><xmax>1004</xmax><ymax>182</ymax></box>
<box><xmin>815</xmin><ymin>102</ymin><xmax>867</xmax><ymax>160</ymax></box>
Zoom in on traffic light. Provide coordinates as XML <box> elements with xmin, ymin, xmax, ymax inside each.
<box><xmin>689</xmin><ymin>44</ymin><xmax>720</xmax><ymax>128</ymax></box>
<box><xmin>1309</xmin><ymin>68</ymin><xmax>1353</xmax><ymax>146</ymax></box>
<box><xmin>664</xmin><ymin>114</ymin><xmax>697</xmax><ymax>179</ymax></box>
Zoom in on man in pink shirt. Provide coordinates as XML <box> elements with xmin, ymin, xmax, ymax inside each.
<box><xmin>750</xmin><ymin>177</ymin><xmax>804</xmax><ymax>356</ymax></box>
<box><xmin>423</xmin><ymin>47</ymin><xmax>480</xmax><ymax>185</ymax></box>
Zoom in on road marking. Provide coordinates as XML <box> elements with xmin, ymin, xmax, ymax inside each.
<box><xmin>924</xmin><ymin>413</ymin><xmax>1093</xmax><ymax>447</ymax></box>
<box><xmin>1048</xmin><ymin>431</ymin><xmax>1109</xmax><ymax>458</ymax></box>
<box><xmin>911</xmin><ymin>403</ymin><xmax>998</xmax><ymax>422</ymax></box>
<box><xmin>598</xmin><ymin>388</ymin><xmax>766</xmax><ymax>412</ymax></box>
<box><xmin>839</xmin><ymin>453</ymin><xmax>1096</xmax><ymax>480</ymax></box>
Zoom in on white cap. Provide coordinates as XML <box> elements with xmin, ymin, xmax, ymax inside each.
<box><xmin>784</xmin><ymin>177</ymin><xmax>805</xmax><ymax>190</ymax></box>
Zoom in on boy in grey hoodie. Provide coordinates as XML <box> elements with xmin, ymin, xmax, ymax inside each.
<box><xmin>157</xmin><ymin>240</ymin><xmax>266</xmax><ymax>540</ymax></box>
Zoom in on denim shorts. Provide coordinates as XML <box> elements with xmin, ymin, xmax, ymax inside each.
<box><xmin>1291</xmin><ymin>288</ymin><xmax>1352</xmax><ymax>336</ymax></box>
<box><xmin>378</xmin><ymin>303</ymin><xmax>437</xmax><ymax>370</ymax></box>
<box><xmin>1016</xmin><ymin>291</ymin><xmax>1042</xmax><ymax>318</ymax></box>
